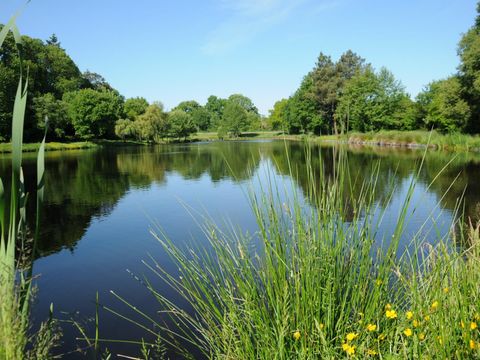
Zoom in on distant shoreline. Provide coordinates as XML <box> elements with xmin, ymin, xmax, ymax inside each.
<box><xmin>1</xmin><ymin>130</ymin><xmax>479</xmax><ymax>154</ymax></box>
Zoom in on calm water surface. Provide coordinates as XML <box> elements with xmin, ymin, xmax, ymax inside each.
<box><xmin>1</xmin><ymin>140</ymin><xmax>479</xmax><ymax>358</ymax></box>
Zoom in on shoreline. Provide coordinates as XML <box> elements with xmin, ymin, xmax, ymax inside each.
<box><xmin>2</xmin><ymin>130</ymin><xmax>480</xmax><ymax>154</ymax></box>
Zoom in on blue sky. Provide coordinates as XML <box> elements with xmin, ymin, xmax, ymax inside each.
<box><xmin>0</xmin><ymin>0</ymin><xmax>477</xmax><ymax>114</ymax></box>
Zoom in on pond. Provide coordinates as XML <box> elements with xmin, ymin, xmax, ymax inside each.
<box><xmin>1</xmin><ymin>140</ymin><xmax>479</xmax><ymax>358</ymax></box>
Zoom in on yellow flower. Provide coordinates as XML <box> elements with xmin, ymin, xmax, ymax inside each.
<box><xmin>406</xmin><ymin>311</ymin><xmax>414</xmax><ymax>320</ymax></box>
<box><xmin>437</xmin><ymin>336</ymin><xmax>443</xmax><ymax>345</ymax></box>
<box><xmin>470</xmin><ymin>322</ymin><xmax>478</xmax><ymax>331</ymax></box>
<box><xmin>403</xmin><ymin>328</ymin><xmax>413</xmax><ymax>337</ymax></box>
<box><xmin>342</xmin><ymin>343</ymin><xmax>356</xmax><ymax>356</ymax></box>
<box><xmin>424</xmin><ymin>315</ymin><xmax>430</xmax><ymax>321</ymax></box>
<box><xmin>386</xmin><ymin>309</ymin><xmax>397</xmax><ymax>319</ymax></box>
<box><xmin>378</xmin><ymin>333</ymin><xmax>386</xmax><ymax>341</ymax></box>
<box><xmin>385</xmin><ymin>303</ymin><xmax>392</xmax><ymax>310</ymax></box>
<box><xmin>413</xmin><ymin>319</ymin><xmax>420</xmax><ymax>328</ymax></box>
<box><xmin>470</xmin><ymin>339</ymin><xmax>476</xmax><ymax>350</ymax></box>
<box><xmin>418</xmin><ymin>333</ymin><xmax>426</xmax><ymax>341</ymax></box>
<box><xmin>346</xmin><ymin>332</ymin><xmax>359</xmax><ymax>341</ymax></box>
<box><xmin>293</xmin><ymin>331</ymin><xmax>301</xmax><ymax>341</ymax></box>
<box><xmin>375</xmin><ymin>279</ymin><xmax>383</xmax><ymax>286</ymax></box>
<box><xmin>431</xmin><ymin>301</ymin><xmax>439</xmax><ymax>311</ymax></box>
<box><xmin>443</xmin><ymin>287</ymin><xmax>449</xmax><ymax>294</ymax></box>
<box><xmin>366</xmin><ymin>323</ymin><xmax>377</xmax><ymax>332</ymax></box>
<box><xmin>367</xmin><ymin>349</ymin><xmax>378</xmax><ymax>356</ymax></box>
<box><xmin>319</xmin><ymin>323</ymin><xmax>325</xmax><ymax>330</ymax></box>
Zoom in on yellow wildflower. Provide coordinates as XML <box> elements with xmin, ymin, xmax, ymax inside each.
<box><xmin>471</xmin><ymin>322</ymin><xmax>478</xmax><ymax>331</ymax></box>
<box><xmin>418</xmin><ymin>333</ymin><xmax>426</xmax><ymax>341</ymax></box>
<box><xmin>437</xmin><ymin>336</ymin><xmax>443</xmax><ymax>345</ymax></box>
<box><xmin>378</xmin><ymin>333</ymin><xmax>386</xmax><ymax>341</ymax></box>
<box><xmin>366</xmin><ymin>324</ymin><xmax>377</xmax><ymax>332</ymax></box>
<box><xmin>470</xmin><ymin>339</ymin><xmax>476</xmax><ymax>350</ymax></box>
<box><xmin>443</xmin><ymin>287</ymin><xmax>449</xmax><ymax>294</ymax></box>
<box><xmin>375</xmin><ymin>279</ymin><xmax>383</xmax><ymax>286</ymax></box>
<box><xmin>342</xmin><ymin>343</ymin><xmax>356</xmax><ymax>356</ymax></box>
<box><xmin>386</xmin><ymin>309</ymin><xmax>397</xmax><ymax>319</ymax></box>
<box><xmin>424</xmin><ymin>315</ymin><xmax>430</xmax><ymax>321</ymax></box>
<box><xmin>367</xmin><ymin>349</ymin><xmax>378</xmax><ymax>356</ymax></box>
<box><xmin>431</xmin><ymin>301</ymin><xmax>439</xmax><ymax>311</ymax></box>
<box><xmin>319</xmin><ymin>323</ymin><xmax>325</xmax><ymax>330</ymax></box>
<box><xmin>385</xmin><ymin>303</ymin><xmax>392</xmax><ymax>310</ymax></box>
<box><xmin>413</xmin><ymin>319</ymin><xmax>420</xmax><ymax>328</ymax></box>
<box><xmin>406</xmin><ymin>311</ymin><xmax>414</xmax><ymax>320</ymax></box>
<box><xmin>346</xmin><ymin>332</ymin><xmax>359</xmax><ymax>341</ymax></box>
<box><xmin>403</xmin><ymin>328</ymin><xmax>413</xmax><ymax>337</ymax></box>
<box><xmin>293</xmin><ymin>331</ymin><xmax>301</xmax><ymax>341</ymax></box>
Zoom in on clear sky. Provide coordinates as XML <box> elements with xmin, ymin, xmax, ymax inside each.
<box><xmin>0</xmin><ymin>0</ymin><xmax>477</xmax><ymax>114</ymax></box>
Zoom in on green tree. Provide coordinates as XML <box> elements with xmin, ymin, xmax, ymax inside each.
<box><xmin>417</xmin><ymin>77</ymin><xmax>471</xmax><ymax>132</ymax></box>
<box><xmin>64</xmin><ymin>89</ymin><xmax>124</xmax><ymax>139</ymax></box>
<box><xmin>267</xmin><ymin>99</ymin><xmax>288</xmax><ymax>130</ymax></box>
<box><xmin>82</xmin><ymin>70</ymin><xmax>113</xmax><ymax>91</ymax></box>
<box><xmin>205</xmin><ymin>95</ymin><xmax>226</xmax><ymax>130</ymax></box>
<box><xmin>222</xmin><ymin>102</ymin><xmax>248</xmax><ymax>137</ymax></box>
<box><xmin>336</xmin><ymin>66</ymin><xmax>409</xmax><ymax>132</ymax></box>
<box><xmin>114</xmin><ymin>119</ymin><xmax>135</xmax><ymax>140</ymax></box>
<box><xmin>32</xmin><ymin>93</ymin><xmax>70</xmax><ymax>139</ymax></box>
<box><xmin>133</xmin><ymin>103</ymin><xmax>168</xmax><ymax>142</ymax></box>
<box><xmin>173</xmin><ymin>100</ymin><xmax>211</xmax><ymax>131</ymax></box>
<box><xmin>124</xmin><ymin>97</ymin><xmax>149</xmax><ymax>121</ymax></box>
<box><xmin>168</xmin><ymin>109</ymin><xmax>196</xmax><ymax>140</ymax></box>
<box><xmin>458</xmin><ymin>2</ymin><xmax>480</xmax><ymax>133</ymax></box>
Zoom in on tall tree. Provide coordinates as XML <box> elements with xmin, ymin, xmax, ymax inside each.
<box><xmin>458</xmin><ymin>2</ymin><xmax>480</xmax><ymax>133</ymax></box>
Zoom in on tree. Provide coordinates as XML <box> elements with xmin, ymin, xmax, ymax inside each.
<box><xmin>33</xmin><ymin>93</ymin><xmax>70</xmax><ymax>139</ymax></box>
<box><xmin>417</xmin><ymin>77</ymin><xmax>470</xmax><ymax>132</ymax></box>
<box><xmin>133</xmin><ymin>103</ymin><xmax>168</xmax><ymax>142</ymax></box>
<box><xmin>205</xmin><ymin>95</ymin><xmax>226</xmax><ymax>130</ymax></box>
<box><xmin>82</xmin><ymin>70</ymin><xmax>113</xmax><ymax>91</ymax></box>
<box><xmin>173</xmin><ymin>100</ymin><xmax>211</xmax><ymax>131</ymax></box>
<box><xmin>124</xmin><ymin>97</ymin><xmax>149</xmax><ymax>120</ymax></box>
<box><xmin>267</xmin><ymin>99</ymin><xmax>288</xmax><ymax>130</ymax></box>
<box><xmin>335</xmin><ymin>66</ymin><xmax>410</xmax><ymax>132</ymax></box>
<box><xmin>222</xmin><ymin>102</ymin><xmax>248</xmax><ymax>137</ymax></box>
<box><xmin>168</xmin><ymin>109</ymin><xmax>196</xmax><ymax>140</ymax></box>
<box><xmin>46</xmin><ymin>34</ymin><xmax>60</xmax><ymax>47</ymax></box>
<box><xmin>115</xmin><ymin>119</ymin><xmax>135</xmax><ymax>140</ymax></box>
<box><xmin>458</xmin><ymin>2</ymin><xmax>480</xmax><ymax>132</ymax></box>
<box><xmin>64</xmin><ymin>89</ymin><xmax>124</xmax><ymax>139</ymax></box>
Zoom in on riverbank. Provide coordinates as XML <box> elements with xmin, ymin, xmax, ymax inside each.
<box><xmin>196</xmin><ymin>130</ymin><xmax>480</xmax><ymax>152</ymax></box>
<box><xmin>2</xmin><ymin>130</ymin><xmax>479</xmax><ymax>154</ymax></box>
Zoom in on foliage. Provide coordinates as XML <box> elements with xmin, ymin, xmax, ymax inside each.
<box><xmin>335</xmin><ymin>66</ymin><xmax>412</xmax><ymax>132</ymax></box>
<box><xmin>222</xmin><ymin>101</ymin><xmax>248</xmax><ymax>137</ymax></box>
<box><xmin>123</xmin><ymin>97</ymin><xmax>149</xmax><ymax>121</ymax></box>
<box><xmin>32</xmin><ymin>93</ymin><xmax>69</xmax><ymax>139</ymax></box>
<box><xmin>168</xmin><ymin>109</ymin><xmax>195</xmax><ymax>140</ymax></box>
<box><xmin>267</xmin><ymin>98</ymin><xmax>288</xmax><ymax>130</ymax></box>
<box><xmin>417</xmin><ymin>77</ymin><xmax>471</xmax><ymax>132</ymax></box>
<box><xmin>133</xmin><ymin>103</ymin><xmax>168</xmax><ymax>142</ymax></box>
<box><xmin>64</xmin><ymin>88</ymin><xmax>124</xmax><ymax>139</ymax></box>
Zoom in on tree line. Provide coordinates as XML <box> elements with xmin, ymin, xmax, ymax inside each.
<box><xmin>0</xmin><ymin>31</ymin><xmax>263</xmax><ymax>142</ymax></box>
<box><xmin>267</xmin><ymin>3</ymin><xmax>480</xmax><ymax>135</ymax></box>
<box><xmin>2</xmin><ymin>3</ymin><xmax>480</xmax><ymax>143</ymax></box>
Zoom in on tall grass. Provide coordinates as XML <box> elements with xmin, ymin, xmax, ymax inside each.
<box><xmin>0</xmin><ymin>12</ymin><xmax>57</xmax><ymax>359</ymax></box>
<box><xmin>103</xmin><ymin>143</ymin><xmax>479</xmax><ymax>359</ymax></box>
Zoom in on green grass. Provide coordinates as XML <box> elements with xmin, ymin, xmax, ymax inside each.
<box><xmin>320</xmin><ymin>130</ymin><xmax>480</xmax><ymax>152</ymax></box>
<box><xmin>102</xmin><ymin>143</ymin><xmax>480</xmax><ymax>359</ymax></box>
<box><xmin>0</xmin><ymin>141</ymin><xmax>98</xmax><ymax>153</ymax></box>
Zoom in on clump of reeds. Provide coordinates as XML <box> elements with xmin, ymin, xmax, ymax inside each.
<box><xmin>0</xmin><ymin>12</ymin><xmax>59</xmax><ymax>359</ymax></box>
